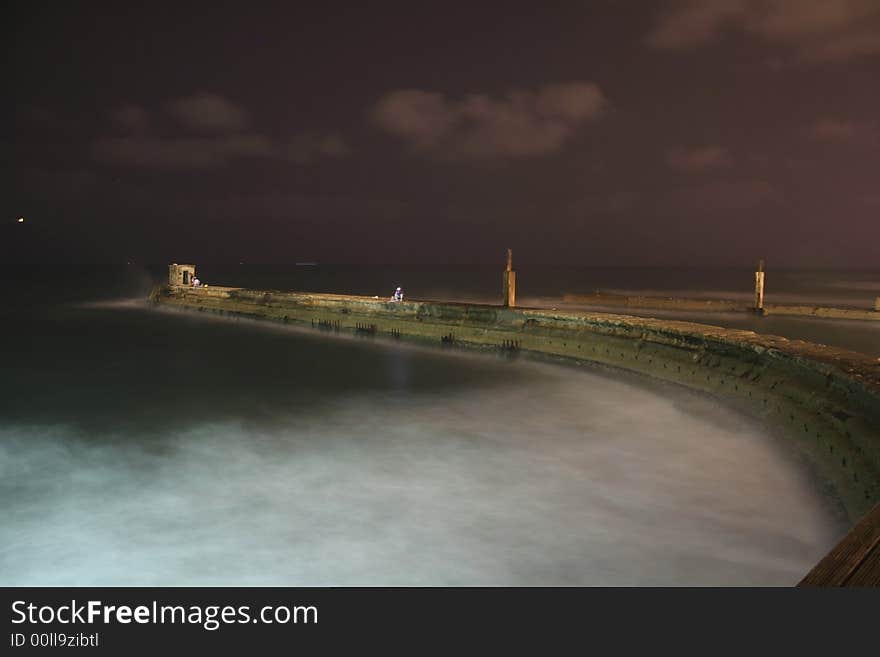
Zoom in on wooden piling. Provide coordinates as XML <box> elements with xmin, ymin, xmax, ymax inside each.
<box><xmin>754</xmin><ymin>259</ymin><xmax>765</xmax><ymax>314</ymax></box>
<box><xmin>502</xmin><ymin>248</ymin><xmax>516</xmax><ymax>308</ymax></box>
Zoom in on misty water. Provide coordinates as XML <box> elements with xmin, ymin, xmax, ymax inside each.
<box><xmin>0</xmin><ymin>267</ymin><xmax>856</xmax><ymax>585</ymax></box>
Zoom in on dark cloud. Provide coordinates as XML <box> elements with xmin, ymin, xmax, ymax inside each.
<box><xmin>17</xmin><ymin>105</ymin><xmax>78</xmax><ymax>134</ymax></box>
<box><xmin>666</xmin><ymin>146</ymin><xmax>731</xmax><ymax>172</ymax></box>
<box><xmin>7</xmin><ymin>4</ymin><xmax>879</xmax><ymax>266</ymax></box>
<box><xmin>663</xmin><ymin>179</ymin><xmax>782</xmax><ymax>213</ymax></box>
<box><xmin>648</xmin><ymin>0</ymin><xmax>880</xmax><ymax>62</ymax></box>
<box><xmin>567</xmin><ymin>191</ymin><xmax>641</xmax><ymax>217</ymax></box>
<box><xmin>110</xmin><ymin>105</ymin><xmax>150</xmax><ymax>133</ymax></box>
<box><xmin>286</xmin><ymin>132</ymin><xmax>351</xmax><ymax>164</ymax></box>
<box><xmin>92</xmin><ymin>134</ymin><xmax>273</xmax><ymax>169</ymax></box>
<box><xmin>89</xmin><ymin>93</ymin><xmax>349</xmax><ymax>169</ymax></box>
<box><xmin>860</xmin><ymin>194</ymin><xmax>880</xmax><ymax>207</ymax></box>
<box><xmin>372</xmin><ymin>82</ymin><xmax>605</xmax><ymax>159</ymax></box>
<box><xmin>166</xmin><ymin>92</ymin><xmax>249</xmax><ymax>132</ymax></box>
<box><xmin>91</xmin><ymin>131</ymin><xmax>350</xmax><ymax>170</ymax></box>
<box><xmin>178</xmin><ymin>191</ymin><xmax>406</xmax><ymax>221</ymax></box>
<box><xmin>811</xmin><ymin>118</ymin><xmax>880</xmax><ymax>143</ymax></box>
<box><xmin>18</xmin><ymin>168</ymin><xmax>100</xmax><ymax>201</ymax></box>
<box><xmin>94</xmin><ymin>93</ymin><xmax>261</xmax><ymax>169</ymax></box>
<box><xmin>648</xmin><ymin>1</ymin><xmax>745</xmax><ymax>49</ymax></box>
<box><xmin>21</xmin><ymin>105</ymin><xmax>60</xmax><ymax>125</ymax></box>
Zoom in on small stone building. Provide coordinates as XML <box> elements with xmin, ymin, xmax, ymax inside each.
<box><xmin>168</xmin><ymin>263</ymin><xmax>196</xmax><ymax>286</ymax></box>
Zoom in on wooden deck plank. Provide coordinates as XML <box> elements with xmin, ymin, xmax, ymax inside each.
<box><xmin>799</xmin><ymin>504</ymin><xmax>880</xmax><ymax>586</ymax></box>
<box><xmin>840</xmin><ymin>537</ymin><xmax>880</xmax><ymax>586</ymax></box>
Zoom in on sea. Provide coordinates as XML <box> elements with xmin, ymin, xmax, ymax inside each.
<box><xmin>1</xmin><ymin>264</ymin><xmax>877</xmax><ymax>586</ymax></box>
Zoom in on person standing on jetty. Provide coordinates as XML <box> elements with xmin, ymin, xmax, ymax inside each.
<box><xmin>391</xmin><ymin>286</ymin><xmax>404</xmax><ymax>302</ymax></box>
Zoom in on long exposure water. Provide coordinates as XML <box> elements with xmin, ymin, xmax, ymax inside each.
<box><xmin>0</xmin><ymin>265</ymin><xmax>866</xmax><ymax>585</ymax></box>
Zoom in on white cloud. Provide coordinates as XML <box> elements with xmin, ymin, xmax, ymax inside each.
<box><xmin>372</xmin><ymin>82</ymin><xmax>605</xmax><ymax>159</ymax></box>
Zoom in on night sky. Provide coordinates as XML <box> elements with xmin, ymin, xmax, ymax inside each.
<box><xmin>6</xmin><ymin>1</ymin><xmax>880</xmax><ymax>266</ymax></box>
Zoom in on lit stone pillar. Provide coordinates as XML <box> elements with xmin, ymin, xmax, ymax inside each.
<box><xmin>874</xmin><ymin>297</ymin><xmax>880</xmax><ymax>312</ymax></box>
<box><xmin>754</xmin><ymin>259</ymin><xmax>765</xmax><ymax>313</ymax></box>
<box><xmin>502</xmin><ymin>248</ymin><xmax>516</xmax><ymax>308</ymax></box>
<box><xmin>168</xmin><ymin>263</ymin><xmax>196</xmax><ymax>286</ymax></box>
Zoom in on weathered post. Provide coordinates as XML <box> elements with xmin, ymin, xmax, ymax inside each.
<box><xmin>502</xmin><ymin>248</ymin><xmax>516</xmax><ymax>308</ymax></box>
<box><xmin>753</xmin><ymin>259</ymin><xmax>765</xmax><ymax>315</ymax></box>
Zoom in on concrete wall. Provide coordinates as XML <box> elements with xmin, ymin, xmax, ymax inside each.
<box><xmin>152</xmin><ymin>284</ymin><xmax>880</xmax><ymax>521</ymax></box>
<box><xmin>168</xmin><ymin>264</ymin><xmax>196</xmax><ymax>286</ymax></box>
<box><xmin>561</xmin><ymin>292</ymin><xmax>880</xmax><ymax>321</ymax></box>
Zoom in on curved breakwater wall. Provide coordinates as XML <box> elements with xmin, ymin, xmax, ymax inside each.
<box><xmin>153</xmin><ymin>284</ymin><xmax>880</xmax><ymax>522</ymax></box>
<box><xmin>562</xmin><ymin>292</ymin><xmax>880</xmax><ymax>321</ymax></box>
